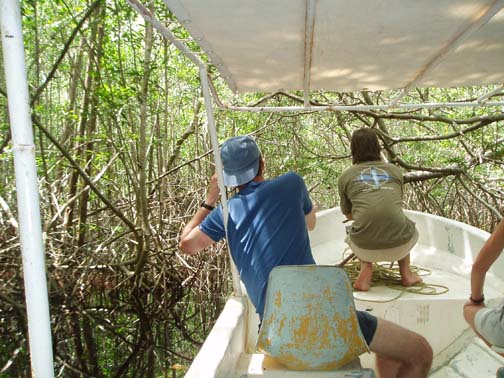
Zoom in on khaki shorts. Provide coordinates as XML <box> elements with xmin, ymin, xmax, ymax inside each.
<box><xmin>346</xmin><ymin>228</ymin><xmax>419</xmax><ymax>263</ymax></box>
<box><xmin>475</xmin><ymin>304</ymin><xmax>504</xmax><ymax>348</ymax></box>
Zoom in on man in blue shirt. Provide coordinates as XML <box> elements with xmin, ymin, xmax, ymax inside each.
<box><xmin>179</xmin><ymin>135</ymin><xmax>432</xmax><ymax>377</ymax></box>
<box><xmin>179</xmin><ymin>135</ymin><xmax>316</xmax><ymax>317</ymax></box>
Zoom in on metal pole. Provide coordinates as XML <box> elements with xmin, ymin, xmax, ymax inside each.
<box><xmin>127</xmin><ymin>0</ymin><xmax>204</xmax><ymax>68</ymax></box>
<box><xmin>303</xmin><ymin>0</ymin><xmax>316</xmax><ymax>107</ymax></box>
<box><xmin>128</xmin><ymin>0</ymin><xmax>243</xmax><ymax>295</ymax></box>
<box><xmin>478</xmin><ymin>84</ymin><xmax>504</xmax><ymax>104</ymax></box>
<box><xmin>199</xmin><ymin>66</ymin><xmax>243</xmax><ymax>296</ymax></box>
<box><xmin>0</xmin><ymin>1</ymin><xmax>55</xmax><ymax>377</ymax></box>
<box><xmin>217</xmin><ymin>101</ymin><xmax>504</xmax><ymax>113</ymax></box>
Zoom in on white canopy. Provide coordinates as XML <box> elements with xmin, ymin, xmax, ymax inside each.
<box><xmin>164</xmin><ymin>0</ymin><xmax>504</xmax><ymax>94</ymax></box>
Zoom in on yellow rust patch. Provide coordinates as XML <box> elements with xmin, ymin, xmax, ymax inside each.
<box><xmin>334</xmin><ymin>313</ymin><xmax>368</xmax><ymax>356</ymax></box>
<box><xmin>290</xmin><ymin>314</ymin><xmax>331</xmax><ymax>348</ymax></box>
<box><xmin>322</xmin><ymin>285</ymin><xmax>335</xmax><ymax>298</ymax></box>
<box><xmin>274</xmin><ymin>290</ymin><xmax>282</xmax><ymax>308</ymax></box>
<box><xmin>278</xmin><ymin>316</ymin><xmax>286</xmax><ymax>335</ymax></box>
<box><xmin>317</xmin><ymin>317</ymin><xmax>331</xmax><ymax>349</ymax></box>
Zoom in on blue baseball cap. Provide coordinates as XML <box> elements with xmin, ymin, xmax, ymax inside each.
<box><xmin>220</xmin><ymin>135</ymin><xmax>260</xmax><ymax>187</ymax></box>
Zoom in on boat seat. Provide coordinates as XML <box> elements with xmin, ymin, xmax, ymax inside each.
<box><xmin>256</xmin><ymin>265</ymin><xmax>370</xmax><ymax>371</ymax></box>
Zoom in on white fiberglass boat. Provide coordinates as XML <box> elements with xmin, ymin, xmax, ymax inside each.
<box><xmin>186</xmin><ymin>208</ymin><xmax>504</xmax><ymax>378</ymax></box>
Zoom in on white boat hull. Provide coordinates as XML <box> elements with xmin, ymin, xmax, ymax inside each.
<box><xmin>186</xmin><ymin>209</ymin><xmax>504</xmax><ymax>377</ymax></box>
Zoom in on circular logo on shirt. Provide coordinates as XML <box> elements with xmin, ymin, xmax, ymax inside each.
<box><xmin>358</xmin><ymin>167</ymin><xmax>390</xmax><ymax>188</ymax></box>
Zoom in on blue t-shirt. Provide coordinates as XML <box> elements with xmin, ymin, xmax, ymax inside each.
<box><xmin>200</xmin><ymin>172</ymin><xmax>315</xmax><ymax>318</ymax></box>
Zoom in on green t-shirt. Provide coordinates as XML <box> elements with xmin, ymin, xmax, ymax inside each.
<box><xmin>338</xmin><ymin>161</ymin><xmax>415</xmax><ymax>249</ymax></box>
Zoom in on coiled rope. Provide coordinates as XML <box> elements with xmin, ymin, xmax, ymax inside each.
<box><xmin>339</xmin><ymin>248</ymin><xmax>449</xmax><ymax>303</ymax></box>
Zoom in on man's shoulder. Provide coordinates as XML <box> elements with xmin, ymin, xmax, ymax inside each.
<box><xmin>339</xmin><ymin>165</ymin><xmax>357</xmax><ymax>183</ymax></box>
<box><xmin>378</xmin><ymin>162</ymin><xmax>402</xmax><ymax>177</ymax></box>
<box><xmin>273</xmin><ymin>172</ymin><xmax>303</xmax><ymax>183</ymax></box>
<box><xmin>264</xmin><ymin>172</ymin><xmax>306</xmax><ymax>193</ymax></box>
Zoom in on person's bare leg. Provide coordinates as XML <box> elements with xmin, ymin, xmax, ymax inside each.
<box><xmin>369</xmin><ymin>318</ymin><xmax>432</xmax><ymax>378</ymax></box>
<box><xmin>398</xmin><ymin>254</ymin><xmax>422</xmax><ymax>287</ymax></box>
<box><xmin>354</xmin><ymin>261</ymin><xmax>373</xmax><ymax>291</ymax></box>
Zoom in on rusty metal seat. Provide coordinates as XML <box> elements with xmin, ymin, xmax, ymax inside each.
<box><xmin>256</xmin><ymin>265</ymin><xmax>369</xmax><ymax>371</ymax></box>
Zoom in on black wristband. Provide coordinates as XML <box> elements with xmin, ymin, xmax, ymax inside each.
<box><xmin>469</xmin><ymin>294</ymin><xmax>485</xmax><ymax>304</ymax></box>
<box><xmin>201</xmin><ymin>202</ymin><xmax>215</xmax><ymax>211</ymax></box>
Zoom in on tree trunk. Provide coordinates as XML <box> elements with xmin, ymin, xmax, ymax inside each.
<box><xmin>133</xmin><ymin>3</ymin><xmax>155</xmax><ymax>278</ymax></box>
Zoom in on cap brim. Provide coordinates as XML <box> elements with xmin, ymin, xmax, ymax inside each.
<box><xmin>223</xmin><ymin>158</ymin><xmax>260</xmax><ymax>187</ymax></box>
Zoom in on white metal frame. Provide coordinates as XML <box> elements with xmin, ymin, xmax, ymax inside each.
<box><xmin>303</xmin><ymin>0</ymin><xmax>316</xmax><ymax>107</ymax></box>
<box><xmin>199</xmin><ymin>66</ymin><xmax>243</xmax><ymax>296</ymax></box>
<box><xmin>477</xmin><ymin>84</ymin><xmax>504</xmax><ymax>104</ymax></box>
<box><xmin>0</xmin><ymin>1</ymin><xmax>55</xmax><ymax>376</ymax></box>
<box><xmin>129</xmin><ymin>0</ymin><xmax>504</xmax><ymax>113</ymax></box>
<box><xmin>215</xmin><ymin>100</ymin><xmax>504</xmax><ymax>113</ymax></box>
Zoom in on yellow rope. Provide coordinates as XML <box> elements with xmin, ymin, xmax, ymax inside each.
<box><xmin>340</xmin><ymin>249</ymin><xmax>449</xmax><ymax>303</ymax></box>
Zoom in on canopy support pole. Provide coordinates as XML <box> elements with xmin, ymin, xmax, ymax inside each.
<box><xmin>127</xmin><ymin>0</ymin><xmax>204</xmax><ymax>68</ymax></box>
<box><xmin>390</xmin><ymin>0</ymin><xmax>504</xmax><ymax>107</ymax></box>
<box><xmin>303</xmin><ymin>0</ymin><xmax>316</xmax><ymax>107</ymax></box>
<box><xmin>0</xmin><ymin>1</ymin><xmax>55</xmax><ymax>377</ymax></box>
<box><xmin>478</xmin><ymin>84</ymin><xmax>504</xmax><ymax>104</ymax></box>
<box><xmin>217</xmin><ymin>101</ymin><xmax>504</xmax><ymax>113</ymax></box>
<box><xmin>127</xmin><ymin>0</ymin><xmax>242</xmax><ymax>294</ymax></box>
<box><xmin>200</xmin><ymin>67</ymin><xmax>243</xmax><ymax>296</ymax></box>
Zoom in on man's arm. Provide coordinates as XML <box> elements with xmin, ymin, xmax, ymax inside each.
<box><xmin>179</xmin><ymin>174</ymin><xmax>220</xmax><ymax>255</ymax></box>
<box><xmin>337</xmin><ymin>175</ymin><xmax>352</xmax><ymax>219</ymax></box>
<box><xmin>299</xmin><ymin>173</ymin><xmax>316</xmax><ymax>231</ymax></box>
<box><xmin>305</xmin><ymin>207</ymin><xmax>316</xmax><ymax>231</ymax></box>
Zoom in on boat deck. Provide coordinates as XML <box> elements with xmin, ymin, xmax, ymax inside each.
<box><xmin>235</xmin><ymin>336</ymin><xmax>504</xmax><ymax>378</ymax></box>
<box><xmin>432</xmin><ymin>337</ymin><xmax>504</xmax><ymax>378</ymax></box>
<box><xmin>235</xmin><ymin>244</ymin><xmax>504</xmax><ymax>378</ymax></box>
<box><xmin>235</xmin><ymin>354</ymin><xmax>374</xmax><ymax>377</ymax></box>
<box><xmin>186</xmin><ymin>211</ymin><xmax>504</xmax><ymax>378</ymax></box>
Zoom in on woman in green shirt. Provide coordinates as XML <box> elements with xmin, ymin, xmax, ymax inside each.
<box><xmin>338</xmin><ymin>128</ymin><xmax>421</xmax><ymax>291</ymax></box>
